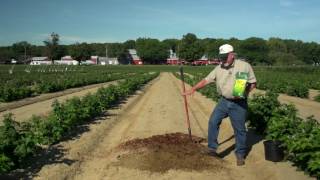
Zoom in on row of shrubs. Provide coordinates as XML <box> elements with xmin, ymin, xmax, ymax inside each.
<box><xmin>0</xmin><ymin>72</ymin><xmax>130</xmax><ymax>102</ymax></box>
<box><xmin>247</xmin><ymin>92</ymin><xmax>320</xmax><ymax>178</ymax></box>
<box><xmin>256</xmin><ymin>79</ymin><xmax>309</xmax><ymax>98</ymax></box>
<box><xmin>0</xmin><ymin>73</ymin><xmax>158</xmax><ymax>173</ymax></box>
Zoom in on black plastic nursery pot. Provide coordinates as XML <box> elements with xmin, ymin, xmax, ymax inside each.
<box><xmin>263</xmin><ymin>140</ymin><xmax>284</xmax><ymax>162</ymax></box>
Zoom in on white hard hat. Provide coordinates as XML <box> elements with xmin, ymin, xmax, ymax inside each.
<box><xmin>219</xmin><ymin>44</ymin><xmax>234</xmax><ymax>54</ymax></box>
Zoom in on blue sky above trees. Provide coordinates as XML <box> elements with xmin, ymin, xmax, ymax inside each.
<box><xmin>0</xmin><ymin>0</ymin><xmax>319</xmax><ymax>46</ymax></box>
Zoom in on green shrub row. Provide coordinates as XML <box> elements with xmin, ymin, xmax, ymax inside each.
<box><xmin>0</xmin><ymin>72</ymin><xmax>130</xmax><ymax>102</ymax></box>
<box><xmin>0</xmin><ymin>73</ymin><xmax>158</xmax><ymax>173</ymax></box>
<box><xmin>256</xmin><ymin>77</ymin><xmax>309</xmax><ymax>98</ymax></box>
<box><xmin>0</xmin><ymin>87</ymin><xmax>33</xmax><ymax>102</ymax></box>
<box><xmin>248</xmin><ymin>92</ymin><xmax>320</xmax><ymax>178</ymax></box>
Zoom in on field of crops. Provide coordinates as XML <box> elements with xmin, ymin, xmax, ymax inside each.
<box><xmin>0</xmin><ymin>65</ymin><xmax>162</xmax><ymax>102</ymax></box>
<box><xmin>0</xmin><ymin>65</ymin><xmax>319</xmax><ymax>179</ymax></box>
<box><xmin>2</xmin><ymin>65</ymin><xmax>320</xmax><ymax>101</ymax></box>
<box><xmin>0</xmin><ymin>67</ymin><xmax>158</xmax><ymax>173</ymax></box>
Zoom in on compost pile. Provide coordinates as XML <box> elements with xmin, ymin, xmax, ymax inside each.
<box><xmin>113</xmin><ymin>132</ymin><xmax>226</xmax><ymax>173</ymax></box>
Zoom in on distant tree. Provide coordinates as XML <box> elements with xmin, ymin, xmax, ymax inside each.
<box><xmin>300</xmin><ymin>42</ymin><xmax>320</xmax><ymax>64</ymax></box>
<box><xmin>284</xmin><ymin>40</ymin><xmax>303</xmax><ymax>57</ymax></box>
<box><xmin>267</xmin><ymin>38</ymin><xmax>287</xmax><ymax>53</ymax></box>
<box><xmin>266</xmin><ymin>38</ymin><xmax>290</xmax><ymax>65</ymax></box>
<box><xmin>178</xmin><ymin>33</ymin><xmax>204</xmax><ymax>62</ymax></box>
<box><xmin>202</xmin><ymin>38</ymin><xmax>228</xmax><ymax>59</ymax></box>
<box><xmin>70</xmin><ymin>43</ymin><xmax>92</xmax><ymax>63</ymax></box>
<box><xmin>313</xmin><ymin>44</ymin><xmax>320</xmax><ymax>64</ymax></box>
<box><xmin>238</xmin><ymin>37</ymin><xmax>269</xmax><ymax>65</ymax></box>
<box><xmin>162</xmin><ymin>39</ymin><xmax>179</xmax><ymax>53</ymax></box>
<box><xmin>88</xmin><ymin>43</ymin><xmax>107</xmax><ymax>56</ymax></box>
<box><xmin>11</xmin><ymin>41</ymin><xmax>31</xmax><ymax>63</ymax></box>
<box><xmin>227</xmin><ymin>37</ymin><xmax>241</xmax><ymax>53</ymax></box>
<box><xmin>43</xmin><ymin>32</ymin><xmax>63</xmax><ymax>62</ymax></box>
<box><xmin>268</xmin><ymin>51</ymin><xmax>304</xmax><ymax>66</ymax></box>
<box><xmin>107</xmin><ymin>43</ymin><xmax>126</xmax><ymax>58</ymax></box>
<box><xmin>104</xmin><ymin>43</ymin><xmax>129</xmax><ymax>64</ymax></box>
<box><xmin>282</xmin><ymin>39</ymin><xmax>308</xmax><ymax>64</ymax></box>
<box><xmin>123</xmin><ymin>40</ymin><xmax>136</xmax><ymax>49</ymax></box>
<box><xmin>0</xmin><ymin>47</ymin><xmax>14</xmax><ymax>63</ymax></box>
<box><xmin>65</xmin><ymin>45</ymin><xmax>73</xmax><ymax>56</ymax></box>
<box><xmin>136</xmin><ymin>38</ymin><xmax>168</xmax><ymax>64</ymax></box>
<box><xmin>29</xmin><ymin>45</ymin><xmax>46</xmax><ymax>57</ymax></box>
<box><xmin>2</xmin><ymin>34</ymin><xmax>320</xmax><ymax>66</ymax></box>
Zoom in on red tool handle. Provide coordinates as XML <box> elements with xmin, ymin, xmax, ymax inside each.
<box><xmin>180</xmin><ymin>66</ymin><xmax>192</xmax><ymax>140</ymax></box>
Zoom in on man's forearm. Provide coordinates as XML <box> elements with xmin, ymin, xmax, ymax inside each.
<box><xmin>192</xmin><ymin>79</ymin><xmax>209</xmax><ymax>91</ymax></box>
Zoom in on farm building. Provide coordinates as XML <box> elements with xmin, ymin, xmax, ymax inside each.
<box><xmin>167</xmin><ymin>49</ymin><xmax>184</xmax><ymax>65</ymax></box>
<box><xmin>54</xmin><ymin>56</ymin><xmax>79</xmax><ymax>65</ymax></box>
<box><xmin>192</xmin><ymin>55</ymin><xmax>220</xmax><ymax>66</ymax></box>
<box><xmin>82</xmin><ymin>56</ymin><xmax>98</xmax><ymax>65</ymax></box>
<box><xmin>99</xmin><ymin>57</ymin><xmax>119</xmax><ymax>65</ymax></box>
<box><xmin>30</xmin><ymin>57</ymin><xmax>52</xmax><ymax>65</ymax></box>
<box><xmin>192</xmin><ymin>55</ymin><xmax>209</xmax><ymax>66</ymax></box>
<box><xmin>128</xmin><ymin>49</ymin><xmax>143</xmax><ymax>65</ymax></box>
<box><xmin>87</xmin><ymin>56</ymin><xmax>99</xmax><ymax>65</ymax></box>
<box><xmin>98</xmin><ymin>47</ymin><xmax>120</xmax><ymax>65</ymax></box>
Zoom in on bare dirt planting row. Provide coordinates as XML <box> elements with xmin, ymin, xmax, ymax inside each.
<box><xmin>0</xmin><ymin>80</ymin><xmax>120</xmax><ymax>122</ymax></box>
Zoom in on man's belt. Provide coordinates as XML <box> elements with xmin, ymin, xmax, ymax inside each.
<box><xmin>222</xmin><ymin>96</ymin><xmax>246</xmax><ymax>102</ymax></box>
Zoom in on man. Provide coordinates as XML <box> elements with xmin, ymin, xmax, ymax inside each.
<box><xmin>183</xmin><ymin>44</ymin><xmax>257</xmax><ymax>166</ymax></box>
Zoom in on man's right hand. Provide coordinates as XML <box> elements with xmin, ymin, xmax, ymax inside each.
<box><xmin>182</xmin><ymin>79</ymin><xmax>209</xmax><ymax>96</ymax></box>
<box><xmin>182</xmin><ymin>88</ymin><xmax>196</xmax><ymax>96</ymax></box>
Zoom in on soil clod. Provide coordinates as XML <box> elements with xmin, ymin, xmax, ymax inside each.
<box><xmin>112</xmin><ymin>132</ymin><xmax>226</xmax><ymax>173</ymax></box>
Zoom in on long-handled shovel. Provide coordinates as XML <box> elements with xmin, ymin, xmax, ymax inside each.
<box><xmin>179</xmin><ymin>66</ymin><xmax>192</xmax><ymax>141</ymax></box>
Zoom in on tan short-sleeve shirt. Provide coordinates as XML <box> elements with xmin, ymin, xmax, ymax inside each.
<box><xmin>204</xmin><ymin>59</ymin><xmax>257</xmax><ymax>99</ymax></box>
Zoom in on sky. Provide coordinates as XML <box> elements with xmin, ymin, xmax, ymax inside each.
<box><xmin>0</xmin><ymin>0</ymin><xmax>319</xmax><ymax>46</ymax></box>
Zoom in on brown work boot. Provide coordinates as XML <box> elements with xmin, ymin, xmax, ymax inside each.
<box><xmin>202</xmin><ymin>148</ymin><xmax>221</xmax><ymax>158</ymax></box>
<box><xmin>236</xmin><ymin>154</ymin><xmax>245</xmax><ymax>166</ymax></box>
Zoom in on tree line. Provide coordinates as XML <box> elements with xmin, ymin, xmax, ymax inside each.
<box><xmin>0</xmin><ymin>32</ymin><xmax>319</xmax><ymax>65</ymax></box>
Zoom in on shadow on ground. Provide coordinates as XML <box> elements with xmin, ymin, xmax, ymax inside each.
<box><xmin>217</xmin><ymin>128</ymin><xmax>264</xmax><ymax>158</ymax></box>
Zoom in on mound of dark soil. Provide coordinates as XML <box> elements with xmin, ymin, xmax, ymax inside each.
<box><xmin>113</xmin><ymin>132</ymin><xmax>226</xmax><ymax>173</ymax></box>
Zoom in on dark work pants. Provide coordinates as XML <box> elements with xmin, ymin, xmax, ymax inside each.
<box><xmin>208</xmin><ymin>97</ymin><xmax>248</xmax><ymax>158</ymax></box>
